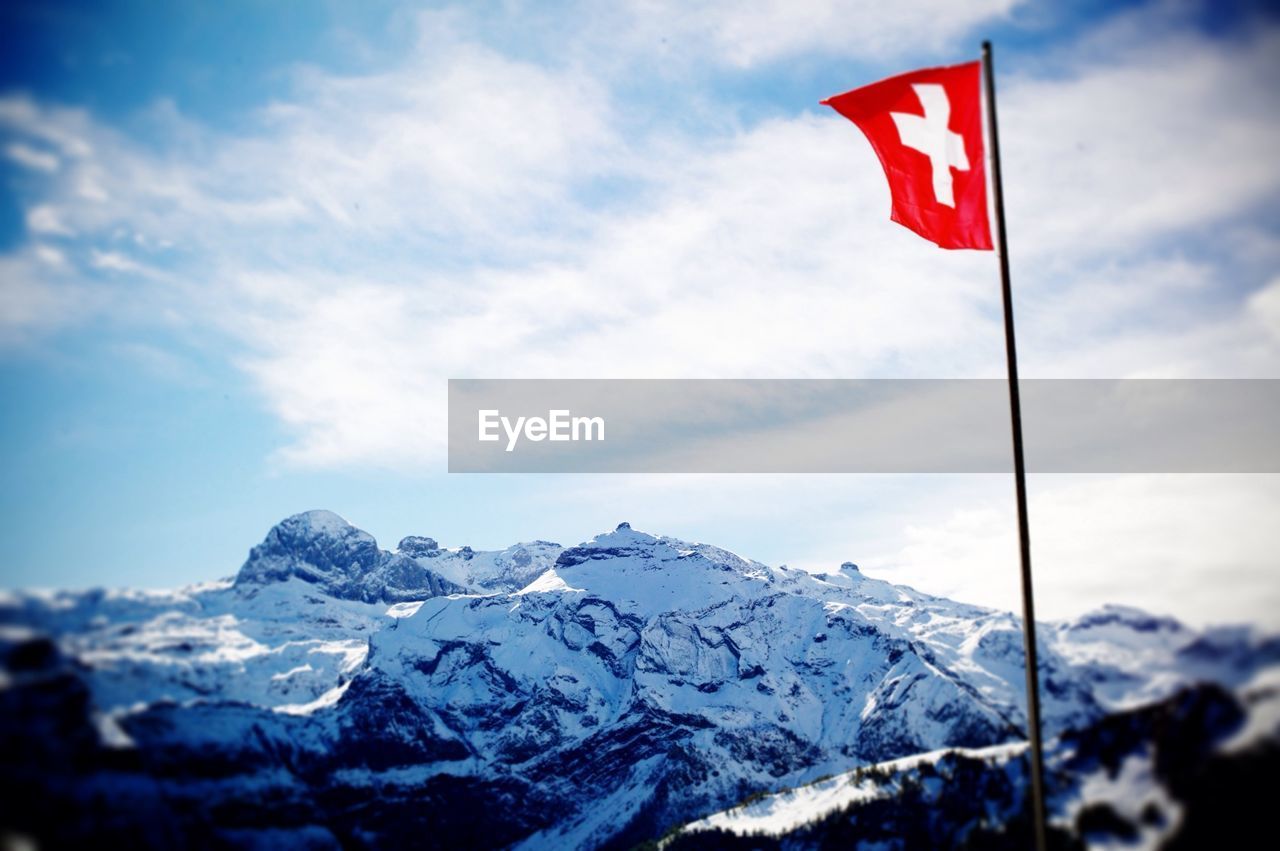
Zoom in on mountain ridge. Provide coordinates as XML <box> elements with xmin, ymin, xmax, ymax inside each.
<box><xmin>2</xmin><ymin>510</ymin><xmax>1276</xmax><ymax>849</ymax></box>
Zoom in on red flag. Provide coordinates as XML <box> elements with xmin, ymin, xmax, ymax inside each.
<box><xmin>822</xmin><ymin>61</ymin><xmax>992</xmax><ymax>250</ymax></box>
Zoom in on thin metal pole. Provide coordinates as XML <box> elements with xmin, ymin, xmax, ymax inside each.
<box><xmin>982</xmin><ymin>40</ymin><xmax>1049</xmax><ymax>851</ymax></box>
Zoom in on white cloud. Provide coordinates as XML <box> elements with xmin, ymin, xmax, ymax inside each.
<box><xmin>2</xmin><ymin>7</ymin><xmax>1277</xmax><ymax>465</ymax></box>
<box><xmin>1250</xmin><ymin>277</ymin><xmax>1280</xmax><ymax>343</ymax></box>
<box><xmin>1000</xmin><ymin>25</ymin><xmax>1280</xmax><ymax>260</ymax></box>
<box><xmin>875</xmin><ymin>474</ymin><xmax>1280</xmax><ymax>628</ymax></box>
<box><xmin>218</xmin><ymin>42</ymin><xmax>618</xmax><ymax>245</ymax></box>
<box><xmin>0</xmin><ymin>2</ymin><xmax>1277</xmax><ymax>627</ymax></box>
<box><xmin>0</xmin><ymin>248</ymin><xmax>96</xmax><ymax>345</ymax></box>
<box><xmin>90</xmin><ymin>249</ymin><xmax>144</xmax><ymax>273</ymax></box>
<box><xmin>5</xmin><ymin>141</ymin><xmax>59</xmax><ymax>173</ymax></box>
<box><xmin>33</xmin><ymin>244</ymin><xmax>67</xmax><ymax>268</ymax></box>
<box><xmin>0</xmin><ymin>96</ymin><xmax>94</xmax><ymax>159</ymax></box>
<box><xmin>615</xmin><ymin>0</ymin><xmax>1022</xmax><ymax>68</ymax></box>
<box><xmin>3</xmin><ymin>8</ymin><xmax>1279</xmax><ymax>464</ymax></box>
<box><xmin>25</xmin><ymin>204</ymin><xmax>74</xmax><ymax>236</ymax></box>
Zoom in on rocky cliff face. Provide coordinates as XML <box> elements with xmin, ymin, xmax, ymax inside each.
<box><xmin>1</xmin><ymin>511</ymin><xmax>1275</xmax><ymax>849</ymax></box>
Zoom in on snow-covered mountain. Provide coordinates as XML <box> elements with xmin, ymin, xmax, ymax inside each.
<box><xmin>1</xmin><ymin>510</ymin><xmax>1276</xmax><ymax>849</ymax></box>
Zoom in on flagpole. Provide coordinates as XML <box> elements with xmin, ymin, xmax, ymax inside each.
<box><xmin>981</xmin><ymin>40</ymin><xmax>1049</xmax><ymax>851</ymax></box>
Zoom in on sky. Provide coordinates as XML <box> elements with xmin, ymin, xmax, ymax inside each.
<box><xmin>1</xmin><ymin>0</ymin><xmax>1278</xmax><ymax>627</ymax></box>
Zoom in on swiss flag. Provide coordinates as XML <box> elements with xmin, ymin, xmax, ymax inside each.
<box><xmin>822</xmin><ymin>61</ymin><xmax>992</xmax><ymax>250</ymax></box>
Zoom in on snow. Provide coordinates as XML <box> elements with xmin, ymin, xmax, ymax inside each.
<box><xmin>292</xmin><ymin>509</ymin><xmax>357</xmax><ymax>536</ymax></box>
<box><xmin>514</xmin><ymin>754</ymin><xmax>668</xmax><ymax>851</ymax></box>
<box><xmin>393</xmin><ymin>539</ymin><xmax>564</xmax><ymax>593</ymax></box>
<box><xmin>690</xmin><ymin>771</ymin><xmax>883</xmax><ymax>836</ymax></box>
<box><xmin>1050</xmin><ymin>604</ymin><xmax>1201</xmax><ymax>710</ymax></box>
<box><xmin>385</xmin><ymin>600</ymin><xmax>425</xmax><ymax>618</ymax></box>
<box><xmin>92</xmin><ymin>710</ymin><xmax>137</xmax><ymax>748</ymax></box>
<box><xmin>328</xmin><ymin>761</ymin><xmax>483</xmax><ymax>789</ymax></box>
<box><xmin>515</xmin><ymin>569</ymin><xmax>583</xmax><ymax>595</ymax></box>
<box><xmin>1066</xmin><ymin>747</ymin><xmax>1182</xmax><ymax>851</ymax></box>
<box><xmin>1</xmin><ymin>576</ymin><xmax>383</xmax><ymax>713</ymax></box>
<box><xmin>1</xmin><ymin>520</ymin><xmax>1254</xmax><ymax>761</ymax></box>
<box><xmin>270</xmin><ymin>664</ymin><xmax>315</xmax><ymax>681</ymax></box>
<box><xmin>4</xmin><ymin>513</ymin><xmax>1277</xmax><ymax>851</ymax></box>
<box><xmin>273</xmin><ymin>679</ymin><xmax>352</xmax><ymax>716</ymax></box>
<box><xmin>0</xmin><ymin>624</ymin><xmax>38</xmax><ymax>641</ymax></box>
<box><xmin>1220</xmin><ymin>664</ymin><xmax>1280</xmax><ymax>754</ymax></box>
<box><xmin>680</xmin><ymin>742</ymin><xmax>1028</xmax><ymax>839</ymax></box>
<box><xmin>183</xmin><ymin>578</ymin><xmax>235</xmax><ymax>594</ymax></box>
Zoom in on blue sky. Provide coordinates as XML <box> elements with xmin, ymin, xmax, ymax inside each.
<box><xmin>2</xmin><ymin>0</ymin><xmax>1278</xmax><ymax>626</ymax></box>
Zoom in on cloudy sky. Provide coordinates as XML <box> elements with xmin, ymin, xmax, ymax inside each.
<box><xmin>1</xmin><ymin>0</ymin><xmax>1277</xmax><ymax>626</ymax></box>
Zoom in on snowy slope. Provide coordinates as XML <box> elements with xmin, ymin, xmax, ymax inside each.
<box><xmin>668</xmin><ymin>677</ymin><xmax>1280</xmax><ymax>850</ymax></box>
<box><xmin>678</xmin><ymin>741</ymin><xmax>1028</xmax><ymax>839</ymax></box>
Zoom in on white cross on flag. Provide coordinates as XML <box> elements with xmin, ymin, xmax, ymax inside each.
<box><xmin>822</xmin><ymin>61</ymin><xmax>992</xmax><ymax>250</ymax></box>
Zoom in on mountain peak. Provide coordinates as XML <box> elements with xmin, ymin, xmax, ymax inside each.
<box><xmin>235</xmin><ymin>511</ymin><xmax>381</xmax><ymax>591</ymax></box>
<box><xmin>290</xmin><ymin>509</ymin><xmax>357</xmax><ymax>534</ymax></box>
<box><xmin>601</xmin><ymin>521</ymin><xmax>655</xmax><ymax>541</ymax></box>
<box><xmin>554</xmin><ymin>523</ymin><xmax>667</xmax><ymax>569</ymax></box>
<box><xmin>397</xmin><ymin>535</ymin><xmax>440</xmax><ymax>558</ymax></box>
<box><xmin>235</xmin><ymin>512</ymin><xmax>564</xmax><ymax>602</ymax></box>
<box><xmin>1069</xmin><ymin>603</ymin><xmax>1188</xmax><ymax>635</ymax></box>
<box><xmin>586</xmin><ymin>522</ymin><xmax>662</xmax><ymax>548</ymax></box>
